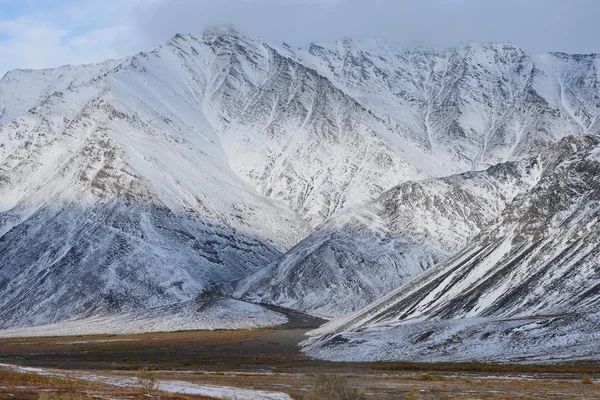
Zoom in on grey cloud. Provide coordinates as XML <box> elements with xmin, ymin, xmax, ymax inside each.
<box><xmin>127</xmin><ymin>0</ymin><xmax>600</xmax><ymax>54</ymax></box>
<box><xmin>2</xmin><ymin>0</ymin><xmax>600</xmax><ymax>75</ymax></box>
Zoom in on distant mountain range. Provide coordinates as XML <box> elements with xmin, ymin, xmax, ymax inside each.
<box><xmin>0</xmin><ymin>26</ymin><xmax>598</xmax><ymax>362</ymax></box>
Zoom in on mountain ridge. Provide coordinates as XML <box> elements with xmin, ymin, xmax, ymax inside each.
<box><xmin>0</xmin><ymin>26</ymin><xmax>599</xmax><ymax>337</ymax></box>
<box><xmin>303</xmin><ymin>135</ymin><xmax>600</xmax><ymax>362</ymax></box>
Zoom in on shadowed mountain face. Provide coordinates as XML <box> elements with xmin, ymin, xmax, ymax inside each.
<box><xmin>304</xmin><ymin>136</ymin><xmax>600</xmax><ymax>363</ymax></box>
<box><xmin>1</xmin><ymin>26</ymin><xmax>599</xmax><ymax>334</ymax></box>
<box><xmin>0</xmin><ymin>202</ymin><xmax>286</xmax><ymax>329</ymax></box>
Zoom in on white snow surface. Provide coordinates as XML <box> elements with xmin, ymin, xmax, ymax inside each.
<box><xmin>0</xmin><ymin>363</ymin><xmax>292</xmax><ymax>399</ymax></box>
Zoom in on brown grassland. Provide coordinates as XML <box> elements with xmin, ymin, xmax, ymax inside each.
<box><xmin>2</xmin><ymin>328</ymin><xmax>600</xmax><ymax>399</ymax></box>
<box><xmin>0</xmin><ymin>369</ymin><xmax>217</xmax><ymax>400</ymax></box>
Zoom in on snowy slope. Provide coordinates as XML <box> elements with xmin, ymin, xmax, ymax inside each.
<box><xmin>0</xmin><ymin>31</ymin><xmax>312</xmax><ymax>330</ymax></box>
<box><xmin>0</xmin><ymin>59</ymin><xmax>126</xmax><ymax>124</ymax></box>
<box><xmin>183</xmin><ymin>27</ymin><xmax>444</xmax><ymax>226</ymax></box>
<box><xmin>304</xmin><ymin>135</ymin><xmax>600</xmax><ymax>362</ymax></box>
<box><xmin>301</xmin><ymin>40</ymin><xmax>600</xmax><ymax>170</ymax></box>
<box><xmin>236</xmin><ymin>158</ymin><xmax>541</xmax><ymax>318</ymax></box>
<box><xmin>0</xmin><ymin>297</ymin><xmax>287</xmax><ymax>337</ymax></box>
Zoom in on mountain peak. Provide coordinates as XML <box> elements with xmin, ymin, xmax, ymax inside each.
<box><xmin>202</xmin><ymin>24</ymin><xmax>245</xmax><ymax>39</ymax></box>
<box><xmin>169</xmin><ymin>32</ymin><xmax>190</xmax><ymax>41</ymax></box>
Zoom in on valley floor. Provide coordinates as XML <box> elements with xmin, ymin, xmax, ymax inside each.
<box><xmin>2</xmin><ymin>328</ymin><xmax>600</xmax><ymax>399</ymax></box>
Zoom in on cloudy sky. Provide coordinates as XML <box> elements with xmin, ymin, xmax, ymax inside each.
<box><xmin>1</xmin><ymin>0</ymin><xmax>599</xmax><ymax>75</ymax></box>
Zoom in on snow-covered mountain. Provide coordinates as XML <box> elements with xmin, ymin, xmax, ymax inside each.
<box><xmin>304</xmin><ymin>135</ymin><xmax>600</xmax><ymax>362</ymax></box>
<box><xmin>235</xmin><ymin>158</ymin><xmax>541</xmax><ymax>317</ymax></box>
<box><xmin>1</xmin><ymin>25</ymin><xmax>599</xmax><ymax>334</ymax></box>
<box><xmin>0</xmin><ymin>59</ymin><xmax>126</xmax><ymax>125</ymax></box>
<box><xmin>301</xmin><ymin>40</ymin><xmax>600</xmax><ymax>169</ymax></box>
<box><xmin>235</xmin><ymin>36</ymin><xmax>600</xmax><ymax>319</ymax></box>
<box><xmin>0</xmin><ymin>27</ymin><xmax>316</xmax><ymax>330</ymax></box>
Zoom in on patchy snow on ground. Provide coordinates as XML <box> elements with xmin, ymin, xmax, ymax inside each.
<box><xmin>156</xmin><ymin>380</ymin><xmax>292</xmax><ymax>400</ymax></box>
<box><xmin>0</xmin><ymin>363</ymin><xmax>292</xmax><ymax>400</ymax></box>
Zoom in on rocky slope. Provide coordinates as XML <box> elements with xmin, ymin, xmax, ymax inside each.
<box><xmin>237</xmin><ymin>38</ymin><xmax>600</xmax><ymax>317</ymax></box>
<box><xmin>304</xmin><ymin>136</ymin><xmax>600</xmax><ymax>362</ymax></box>
<box><xmin>0</xmin><ymin>29</ymin><xmax>313</xmax><ymax>330</ymax></box>
<box><xmin>301</xmin><ymin>40</ymin><xmax>600</xmax><ymax>169</ymax></box>
<box><xmin>236</xmin><ymin>158</ymin><xmax>542</xmax><ymax>317</ymax></box>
